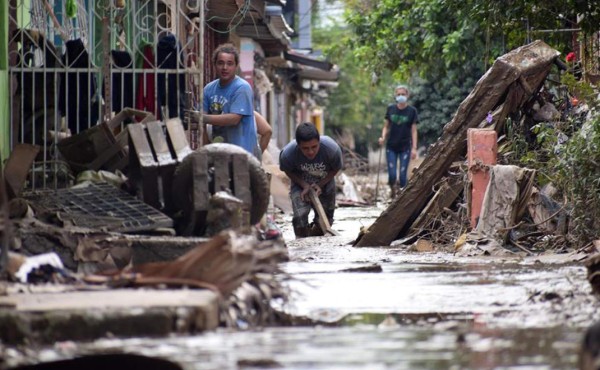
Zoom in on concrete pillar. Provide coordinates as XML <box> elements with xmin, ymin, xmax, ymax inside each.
<box><xmin>467</xmin><ymin>128</ymin><xmax>497</xmax><ymax>228</ymax></box>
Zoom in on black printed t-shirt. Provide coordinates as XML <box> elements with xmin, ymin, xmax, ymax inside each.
<box><xmin>385</xmin><ymin>104</ymin><xmax>419</xmax><ymax>152</ymax></box>
<box><xmin>279</xmin><ymin>135</ymin><xmax>343</xmax><ymax>193</ymax></box>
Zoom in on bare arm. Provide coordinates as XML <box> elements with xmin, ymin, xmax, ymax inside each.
<box><xmin>254</xmin><ymin>111</ymin><xmax>272</xmax><ymax>152</ymax></box>
<box><xmin>188</xmin><ymin>110</ymin><xmax>242</xmax><ymax>127</ymax></box>
<box><xmin>284</xmin><ymin>170</ymin><xmax>312</xmax><ymax>201</ymax></box>
<box><xmin>203</xmin><ymin>112</ymin><xmax>242</xmax><ymax>127</ymax></box>
<box><xmin>411</xmin><ymin>123</ymin><xmax>418</xmax><ymax>159</ymax></box>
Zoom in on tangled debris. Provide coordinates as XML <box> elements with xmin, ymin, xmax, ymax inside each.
<box><xmin>355</xmin><ymin>40</ymin><xmax>600</xmax><ymax>260</ymax></box>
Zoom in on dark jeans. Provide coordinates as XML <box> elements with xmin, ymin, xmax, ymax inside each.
<box><xmin>386</xmin><ymin>148</ymin><xmax>410</xmax><ymax>188</ymax></box>
<box><xmin>291</xmin><ymin>184</ymin><xmax>335</xmax><ymax>229</ymax></box>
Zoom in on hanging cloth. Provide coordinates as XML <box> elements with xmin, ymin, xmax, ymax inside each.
<box><xmin>110</xmin><ymin>50</ymin><xmax>134</xmax><ymax>114</ymax></box>
<box><xmin>135</xmin><ymin>42</ymin><xmax>159</xmax><ymax>119</ymax></box>
<box><xmin>156</xmin><ymin>33</ymin><xmax>186</xmax><ymax>121</ymax></box>
<box><xmin>59</xmin><ymin>38</ymin><xmax>99</xmax><ymax>134</ymax></box>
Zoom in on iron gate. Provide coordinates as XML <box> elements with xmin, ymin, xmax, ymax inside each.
<box><xmin>8</xmin><ymin>0</ymin><xmax>203</xmax><ymax>190</ymax></box>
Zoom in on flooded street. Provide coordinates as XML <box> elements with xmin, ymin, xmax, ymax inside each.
<box><xmin>4</xmin><ymin>204</ymin><xmax>600</xmax><ymax>369</ymax></box>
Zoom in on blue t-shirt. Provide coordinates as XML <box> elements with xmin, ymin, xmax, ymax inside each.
<box><xmin>203</xmin><ymin>76</ymin><xmax>258</xmax><ymax>155</ymax></box>
<box><xmin>279</xmin><ymin>135</ymin><xmax>343</xmax><ymax>192</ymax></box>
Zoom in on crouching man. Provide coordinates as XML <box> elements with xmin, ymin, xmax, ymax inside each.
<box><xmin>279</xmin><ymin>122</ymin><xmax>343</xmax><ymax>238</ymax></box>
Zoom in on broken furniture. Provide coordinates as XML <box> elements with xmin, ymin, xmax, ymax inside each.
<box><xmin>57</xmin><ymin>108</ymin><xmax>155</xmax><ymax>174</ymax></box>
<box><xmin>127</xmin><ymin>117</ymin><xmax>192</xmax><ymax>212</ymax></box>
<box><xmin>172</xmin><ymin>143</ymin><xmax>269</xmax><ymax>236</ymax></box>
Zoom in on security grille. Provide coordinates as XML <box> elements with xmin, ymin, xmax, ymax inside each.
<box><xmin>8</xmin><ymin>0</ymin><xmax>203</xmax><ymax>190</ymax></box>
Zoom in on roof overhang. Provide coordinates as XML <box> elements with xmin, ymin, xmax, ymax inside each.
<box><xmin>284</xmin><ymin>51</ymin><xmax>333</xmax><ymax>70</ymax></box>
<box><xmin>206</xmin><ymin>1</ymin><xmax>293</xmax><ymax>55</ymax></box>
<box><xmin>298</xmin><ymin>67</ymin><xmax>339</xmax><ymax>81</ymax></box>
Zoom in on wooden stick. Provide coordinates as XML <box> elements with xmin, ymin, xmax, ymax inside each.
<box><xmin>308</xmin><ymin>189</ymin><xmax>340</xmax><ymax>236</ymax></box>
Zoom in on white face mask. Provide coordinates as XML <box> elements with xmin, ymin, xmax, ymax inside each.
<box><xmin>395</xmin><ymin>95</ymin><xmax>408</xmax><ymax>104</ymax></box>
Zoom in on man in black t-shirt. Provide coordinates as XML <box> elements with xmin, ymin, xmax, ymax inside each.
<box><xmin>280</xmin><ymin>123</ymin><xmax>343</xmax><ymax>238</ymax></box>
<box><xmin>378</xmin><ymin>85</ymin><xmax>419</xmax><ymax>197</ymax></box>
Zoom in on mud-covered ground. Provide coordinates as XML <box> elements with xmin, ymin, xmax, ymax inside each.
<box><xmin>3</xmin><ymin>200</ymin><xmax>600</xmax><ymax>369</ymax></box>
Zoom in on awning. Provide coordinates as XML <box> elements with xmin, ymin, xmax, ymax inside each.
<box><xmin>298</xmin><ymin>67</ymin><xmax>339</xmax><ymax>81</ymax></box>
<box><xmin>206</xmin><ymin>1</ymin><xmax>293</xmax><ymax>54</ymax></box>
<box><xmin>284</xmin><ymin>51</ymin><xmax>333</xmax><ymax>71</ymax></box>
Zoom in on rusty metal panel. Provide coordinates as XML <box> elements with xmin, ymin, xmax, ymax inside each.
<box><xmin>24</xmin><ymin>183</ymin><xmax>173</xmax><ymax>233</ymax></box>
<box><xmin>232</xmin><ymin>153</ymin><xmax>251</xmax><ymax>206</ymax></box>
<box><xmin>193</xmin><ymin>153</ymin><xmax>209</xmax><ymax>212</ymax></box>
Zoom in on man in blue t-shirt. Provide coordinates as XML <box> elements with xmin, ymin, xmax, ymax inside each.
<box><xmin>378</xmin><ymin>85</ymin><xmax>419</xmax><ymax>197</ymax></box>
<box><xmin>280</xmin><ymin>122</ymin><xmax>343</xmax><ymax>238</ymax></box>
<box><xmin>190</xmin><ymin>43</ymin><xmax>258</xmax><ymax>156</ymax></box>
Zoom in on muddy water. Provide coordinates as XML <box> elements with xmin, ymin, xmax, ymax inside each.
<box><xmin>5</xmin><ymin>205</ymin><xmax>600</xmax><ymax>369</ymax></box>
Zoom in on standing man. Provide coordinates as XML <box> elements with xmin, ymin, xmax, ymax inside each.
<box><xmin>280</xmin><ymin>122</ymin><xmax>343</xmax><ymax>238</ymax></box>
<box><xmin>378</xmin><ymin>85</ymin><xmax>419</xmax><ymax>197</ymax></box>
<box><xmin>190</xmin><ymin>43</ymin><xmax>258</xmax><ymax>156</ymax></box>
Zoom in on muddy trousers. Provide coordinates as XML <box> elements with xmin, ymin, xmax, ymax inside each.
<box><xmin>386</xmin><ymin>148</ymin><xmax>410</xmax><ymax>188</ymax></box>
<box><xmin>291</xmin><ymin>186</ymin><xmax>335</xmax><ymax>237</ymax></box>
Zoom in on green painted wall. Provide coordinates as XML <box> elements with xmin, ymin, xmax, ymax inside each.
<box><xmin>0</xmin><ymin>1</ymin><xmax>8</xmax><ymax>163</ymax></box>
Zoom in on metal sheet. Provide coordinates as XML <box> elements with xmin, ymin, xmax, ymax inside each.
<box><xmin>24</xmin><ymin>182</ymin><xmax>173</xmax><ymax>233</ymax></box>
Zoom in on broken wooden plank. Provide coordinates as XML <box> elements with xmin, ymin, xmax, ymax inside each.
<box><xmin>146</xmin><ymin>121</ymin><xmax>177</xmax><ymax>212</ymax></box>
<box><xmin>127</xmin><ymin>123</ymin><xmax>159</xmax><ymax>208</ymax></box>
<box><xmin>165</xmin><ymin>118</ymin><xmax>193</xmax><ymax>163</ymax></box>
<box><xmin>192</xmin><ymin>152</ymin><xmax>209</xmax><ymax>212</ymax></box>
<box><xmin>232</xmin><ymin>153</ymin><xmax>251</xmax><ymax>206</ymax></box>
<box><xmin>3</xmin><ymin>143</ymin><xmax>40</xmax><ymax>199</ymax></box>
<box><xmin>213</xmin><ymin>153</ymin><xmax>230</xmax><ymax>193</ymax></box>
<box><xmin>308</xmin><ymin>189</ymin><xmax>340</xmax><ymax>236</ymax></box>
<box><xmin>409</xmin><ymin>174</ymin><xmax>463</xmax><ymax>234</ymax></box>
<box><xmin>355</xmin><ymin>40</ymin><xmax>560</xmax><ymax>247</ymax></box>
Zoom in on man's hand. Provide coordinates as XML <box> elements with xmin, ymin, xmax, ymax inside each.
<box><xmin>185</xmin><ymin>109</ymin><xmax>200</xmax><ymax>124</ymax></box>
<box><xmin>300</xmin><ymin>183</ymin><xmax>321</xmax><ymax>202</ymax></box>
<box><xmin>378</xmin><ymin>136</ymin><xmax>385</xmax><ymax>146</ymax></box>
<box><xmin>300</xmin><ymin>185</ymin><xmax>311</xmax><ymax>202</ymax></box>
<box><xmin>310</xmin><ymin>183</ymin><xmax>322</xmax><ymax>197</ymax></box>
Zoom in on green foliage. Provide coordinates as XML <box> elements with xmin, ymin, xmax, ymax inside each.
<box><xmin>410</xmin><ymin>64</ymin><xmax>483</xmax><ymax>147</ymax></box>
<box><xmin>558</xmin><ymin>114</ymin><xmax>600</xmax><ymax>241</ymax></box>
<box><xmin>344</xmin><ymin>0</ymin><xmax>487</xmax><ymax>81</ymax></box>
<box><xmin>560</xmin><ymin>72</ymin><xmax>597</xmax><ymax>107</ymax></box>
<box><xmin>509</xmin><ymin>91</ymin><xmax>600</xmax><ymax>242</ymax></box>
<box><xmin>313</xmin><ymin>24</ymin><xmax>395</xmax><ymax>153</ymax></box>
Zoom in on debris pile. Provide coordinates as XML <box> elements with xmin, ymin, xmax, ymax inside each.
<box><xmin>355</xmin><ymin>40</ymin><xmax>599</xmax><ymax>259</ymax></box>
<box><xmin>0</xmin><ymin>113</ymin><xmax>287</xmax><ymax>337</ymax></box>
